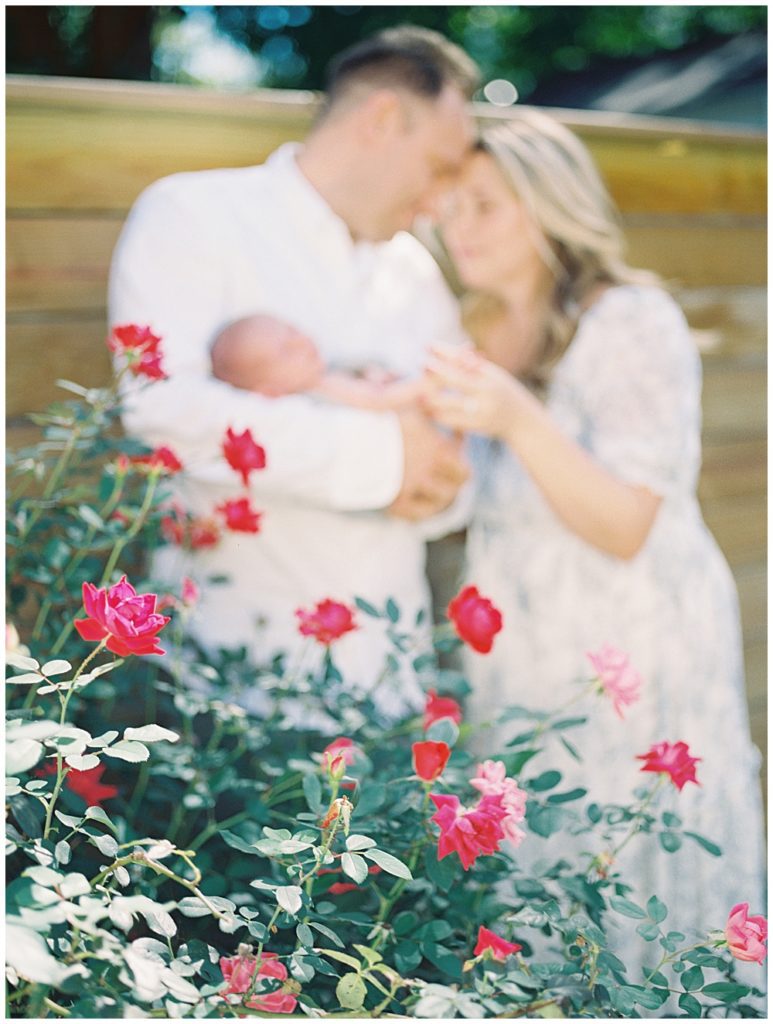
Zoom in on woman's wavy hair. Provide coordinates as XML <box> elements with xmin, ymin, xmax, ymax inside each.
<box><xmin>463</xmin><ymin>108</ymin><xmax>658</xmax><ymax>390</ymax></box>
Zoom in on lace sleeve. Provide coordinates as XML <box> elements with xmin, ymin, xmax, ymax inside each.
<box><xmin>556</xmin><ymin>286</ymin><xmax>702</xmax><ymax>497</ymax></box>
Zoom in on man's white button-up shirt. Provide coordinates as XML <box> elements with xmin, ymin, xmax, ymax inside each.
<box><xmin>108</xmin><ymin>143</ymin><xmax>470</xmax><ymax>712</ymax></box>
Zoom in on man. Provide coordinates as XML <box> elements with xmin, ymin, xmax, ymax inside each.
<box><xmin>108</xmin><ymin>26</ymin><xmax>478</xmax><ymax>716</ymax></box>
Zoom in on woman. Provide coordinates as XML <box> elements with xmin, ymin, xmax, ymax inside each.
<box><xmin>423</xmin><ymin>110</ymin><xmax>765</xmax><ymax>970</ymax></box>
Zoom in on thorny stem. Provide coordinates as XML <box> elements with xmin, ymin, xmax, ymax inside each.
<box><xmin>42</xmin><ymin>639</ymin><xmax>109</xmax><ymax>840</ymax></box>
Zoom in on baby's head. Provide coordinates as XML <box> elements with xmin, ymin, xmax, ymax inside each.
<box><xmin>211</xmin><ymin>314</ymin><xmax>325</xmax><ymax>396</ymax></box>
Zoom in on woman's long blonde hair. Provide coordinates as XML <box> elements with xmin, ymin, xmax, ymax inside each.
<box><xmin>463</xmin><ymin>108</ymin><xmax>657</xmax><ymax>389</ymax></box>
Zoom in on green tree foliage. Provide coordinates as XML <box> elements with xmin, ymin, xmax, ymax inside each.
<box><xmin>6</xmin><ymin>5</ymin><xmax>768</xmax><ymax>98</ymax></box>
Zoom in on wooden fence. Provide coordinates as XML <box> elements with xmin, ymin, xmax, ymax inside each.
<box><xmin>6</xmin><ymin>75</ymin><xmax>766</xmax><ymax>763</ymax></box>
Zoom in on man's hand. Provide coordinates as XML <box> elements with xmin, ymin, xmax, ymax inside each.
<box><xmin>388</xmin><ymin>409</ymin><xmax>469</xmax><ymax>520</ymax></box>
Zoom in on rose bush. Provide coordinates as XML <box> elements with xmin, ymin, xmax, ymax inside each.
<box><xmin>5</xmin><ymin>328</ymin><xmax>766</xmax><ymax>1018</ymax></box>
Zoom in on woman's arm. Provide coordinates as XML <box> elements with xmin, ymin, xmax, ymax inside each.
<box><xmin>422</xmin><ymin>347</ymin><xmax>661</xmax><ymax>559</ymax></box>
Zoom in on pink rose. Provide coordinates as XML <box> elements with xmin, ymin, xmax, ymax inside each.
<box><xmin>423</xmin><ymin>689</ymin><xmax>463</xmax><ymax>731</ymax></box>
<box><xmin>74</xmin><ymin>575</ymin><xmax>170</xmax><ymax>656</ymax></box>
<box><xmin>586</xmin><ymin>643</ymin><xmax>642</xmax><ymax>718</ymax></box>
<box><xmin>412</xmin><ymin>741</ymin><xmax>451</xmax><ymax>782</ymax></box>
<box><xmin>474</xmin><ymin>925</ymin><xmax>522</xmax><ymax>961</ymax></box>
<box><xmin>636</xmin><ymin>740</ymin><xmax>700</xmax><ymax>791</ymax></box>
<box><xmin>220</xmin><ymin>951</ymin><xmax>297</xmax><ymax>1014</ymax></box>
<box><xmin>430</xmin><ymin>792</ymin><xmax>507</xmax><ymax>870</ymax></box>
<box><xmin>725</xmin><ymin>903</ymin><xmax>767</xmax><ymax>964</ymax></box>
<box><xmin>470</xmin><ymin>760</ymin><xmax>527</xmax><ymax>846</ymax></box>
<box><xmin>296</xmin><ymin>599</ymin><xmax>357</xmax><ymax>645</ymax></box>
<box><xmin>447</xmin><ymin>585</ymin><xmax>503</xmax><ymax>654</ymax></box>
<box><xmin>222</xmin><ymin>426</ymin><xmax>267</xmax><ymax>487</ymax></box>
<box><xmin>322</xmin><ymin>736</ymin><xmax>362</xmax><ymax>780</ymax></box>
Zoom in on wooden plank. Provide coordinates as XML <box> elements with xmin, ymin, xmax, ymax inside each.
<box><xmin>7</xmin><ymin>102</ymin><xmax>309</xmax><ymax>211</ymax></box>
<box><xmin>680</xmin><ymin>286</ymin><xmax>767</xmax><ymax>359</ymax></box>
<box><xmin>7</xmin><ymin>77</ymin><xmax>765</xmax><ymax>215</ymax></box>
<box><xmin>699</xmin><ymin>438</ymin><xmax>766</xmax><ymax>501</ymax></box>
<box><xmin>625</xmin><ymin>223</ymin><xmax>766</xmax><ymax>287</ymax></box>
<box><xmin>7</xmin><ymin>216</ymin><xmax>123</xmax><ymax>313</ymax></box>
<box><xmin>701</xmin><ymin>364</ymin><xmax>766</xmax><ymax>440</ymax></box>
<box><xmin>6</xmin><ymin>319</ymin><xmax>111</xmax><ymax>417</ymax></box>
<box><xmin>735</xmin><ymin>563</ymin><xmax>767</xmax><ymax>642</ymax></box>
<box><xmin>702</xmin><ymin>494</ymin><xmax>766</xmax><ymax>569</ymax></box>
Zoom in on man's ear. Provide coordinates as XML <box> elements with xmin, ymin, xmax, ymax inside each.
<box><xmin>357</xmin><ymin>88</ymin><xmax>405</xmax><ymax>146</ymax></box>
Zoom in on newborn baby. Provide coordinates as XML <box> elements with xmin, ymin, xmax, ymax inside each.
<box><xmin>211</xmin><ymin>313</ymin><xmax>422</xmax><ymax>410</ymax></box>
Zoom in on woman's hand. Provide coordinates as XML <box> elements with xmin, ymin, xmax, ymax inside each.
<box><xmin>420</xmin><ymin>345</ymin><xmax>535</xmax><ymax>441</ymax></box>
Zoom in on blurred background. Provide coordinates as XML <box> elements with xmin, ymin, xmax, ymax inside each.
<box><xmin>6</xmin><ymin>5</ymin><xmax>767</xmax><ymax>792</ymax></box>
<box><xmin>6</xmin><ymin>4</ymin><xmax>767</xmax><ymax>126</ymax></box>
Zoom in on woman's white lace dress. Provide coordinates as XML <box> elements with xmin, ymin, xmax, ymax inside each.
<box><xmin>464</xmin><ymin>285</ymin><xmax>765</xmax><ymax>977</ymax></box>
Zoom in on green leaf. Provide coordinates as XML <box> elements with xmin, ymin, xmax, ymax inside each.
<box><xmin>90</xmin><ymin>833</ymin><xmax>119</xmax><ymax>858</ymax></box>
<box><xmin>681</xmin><ymin>965</ymin><xmax>704</xmax><ymax>992</ymax></box>
<box><xmin>341</xmin><ymin>852</ymin><xmax>368</xmax><ymax>884</ymax></box>
<box><xmin>425</xmin><ymin>717</ymin><xmax>460</xmax><ymax>747</ymax></box>
<box><xmin>385</xmin><ymin>597</ymin><xmax>400</xmax><ymax>623</ymax></box>
<box><xmin>353</xmin><ymin>944</ymin><xmax>382</xmax><ymax>966</ymax></box>
<box><xmin>546</xmin><ymin>787</ymin><xmax>587</xmax><ymax>804</ymax></box>
<box><xmin>659</xmin><ymin>831</ymin><xmax>682</xmax><ymax>853</ymax></box>
<box><xmin>394</xmin><ymin>940</ymin><xmax>422</xmax><ymax>974</ymax></box>
<box><xmin>678</xmin><ymin>992</ymin><xmax>702</xmax><ymax>1016</ymax></box>
<box><xmin>363</xmin><ymin>848</ymin><xmax>411</xmax><ymax>879</ymax></box>
<box><xmin>354</xmin><ymin>783</ymin><xmax>385</xmax><ymax>816</ymax></box>
<box><xmin>296</xmin><ymin>923</ymin><xmax>314</xmax><ymax>948</ymax></box>
<box><xmin>40</xmin><ymin>659</ymin><xmax>72</xmax><ymax>677</ymax></box>
<box><xmin>336</xmin><ymin>972</ymin><xmax>366</xmax><ymax>1010</ymax></box>
<box><xmin>302</xmin><ymin>772</ymin><xmax>322</xmax><ymax>812</ymax></box>
<box><xmin>610</xmin><ymin>896</ymin><xmax>647</xmax><ymax>919</ymax></box>
<box><xmin>77</xmin><ymin>504</ymin><xmax>104</xmax><ymax>529</ymax></box>
<box><xmin>102</xmin><ymin>740</ymin><xmax>150</xmax><ymax>762</ymax></box>
<box><xmin>702</xmin><ymin>982</ymin><xmax>750</xmax><ymax>1002</ymax></box>
<box><xmin>220</xmin><ymin>829</ymin><xmax>261</xmax><ymax>855</ymax></box>
<box><xmin>84</xmin><ymin>806</ymin><xmax>118</xmax><ymax>833</ymax></box>
<box><xmin>55</xmin><ymin>840</ymin><xmax>71</xmax><ymax>866</ymax></box>
<box><xmin>530</xmin><ymin>770</ymin><xmax>562</xmax><ymax>791</ymax></box>
<box><xmin>6</xmin><ymin>738</ymin><xmax>44</xmax><ymax>774</ymax></box>
<box><xmin>65</xmin><ymin>753</ymin><xmax>101</xmax><ymax>771</ymax></box>
<box><xmin>662</xmin><ymin>810</ymin><xmax>682</xmax><ymax>828</ymax></box>
<box><xmin>275</xmin><ymin>885</ymin><xmax>303</xmax><ymax>916</ymax></box>
<box><xmin>317</xmin><ymin>948</ymin><xmax>362</xmax><ymax>970</ymax></box>
<box><xmin>646</xmin><ymin>895</ymin><xmax>668</xmax><ymax>923</ymax></box>
<box><xmin>683</xmin><ymin>831</ymin><xmax>722</xmax><ymax>857</ymax></box>
<box><xmin>393</xmin><ymin>911</ymin><xmax>419</xmax><ymax>937</ymax></box>
<box><xmin>637</xmin><ymin>921</ymin><xmax>661</xmax><ymax>941</ymax></box>
<box><xmin>123</xmin><ymin>724</ymin><xmax>179</xmax><ymax>744</ymax></box>
<box><xmin>422</xmin><ymin>941</ymin><xmax>462</xmax><ymax>979</ymax></box>
<box><xmin>346</xmin><ymin>833</ymin><xmax>377</xmax><ymax>852</ymax></box>
<box><xmin>354</xmin><ymin>597</ymin><xmax>380</xmax><ymax>618</ymax></box>
<box><xmin>309</xmin><ymin>922</ymin><xmax>344</xmax><ymax>948</ymax></box>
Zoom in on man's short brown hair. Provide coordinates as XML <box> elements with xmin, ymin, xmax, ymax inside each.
<box><xmin>325</xmin><ymin>25</ymin><xmax>480</xmax><ymax>104</ymax></box>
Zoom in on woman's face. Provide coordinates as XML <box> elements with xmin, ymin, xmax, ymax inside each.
<box><xmin>440</xmin><ymin>150</ymin><xmax>545</xmax><ymax>293</ymax></box>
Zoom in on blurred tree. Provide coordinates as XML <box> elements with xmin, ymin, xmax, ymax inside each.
<box><xmin>5</xmin><ymin>5</ymin><xmax>767</xmax><ymax>99</ymax></box>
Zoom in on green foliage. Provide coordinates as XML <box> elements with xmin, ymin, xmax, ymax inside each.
<box><xmin>6</xmin><ymin>6</ymin><xmax>767</xmax><ymax>98</ymax></box>
<box><xmin>5</xmin><ymin>367</ymin><xmax>766</xmax><ymax>1018</ymax></box>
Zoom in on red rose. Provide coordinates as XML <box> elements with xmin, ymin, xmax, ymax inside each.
<box><xmin>107</xmin><ymin>324</ymin><xmax>167</xmax><ymax>381</ymax></box>
<box><xmin>222</xmin><ymin>427</ymin><xmax>267</xmax><ymax>487</ymax></box>
<box><xmin>447</xmin><ymin>585</ymin><xmax>503</xmax><ymax>654</ymax></box>
<box><xmin>412</xmin><ymin>740</ymin><xmax>451</xmax><ymax>782</ymax></box>
<box><xmin>430</xmin><ymin>792</ymin><xmax>507</xmax><ymax>870</ymax></box>
<box><xmin>189</xmin><ymin>516</ymin><xmax>222</xmax><ymax>549</ymax></box>
<box><xmin>636</xmin><ymin>740</ymin><xmax>700</xmax><ymax>791</ymax></box>
<box><xmin>327</xmin><ymin>882</ymin><xmax>359</xmax><ymax>896</ymax></box>
<box><xmin>296</xmin><ymin>599</ymin><xmax>357</xmax><ymax>645</ymax></box>
<box><xmin>74</xmin><ymin>575</ymin><xmax>170</xmax><ymax>656</ymax></box>
<box><xmin>38</xmin><ymin>762</ymin><xmax>118</xmax><ymax>808</ymax></box>
<box><xmin>473</xmin><ymin>925</ymin><xmax>522</xmax><ymax>961</ymax></box>
<box><xmin>423</xmin><ymin>689</ymin><xmax>463</xmax><ymax>731</ymax></box>
<box><xmin>216</xmin><ymin>497</ymin><xmax>262</xmax><ymax>534</ymax></box>
<box><xmin>219</xmin><ymin>951</ymin><xmax>296</xmax><ymax>1014</ymax></box>
<box><xmin>129</xmin><ymin>446</ymin><xmax>183</xmax><ymax>474</ymax></box>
